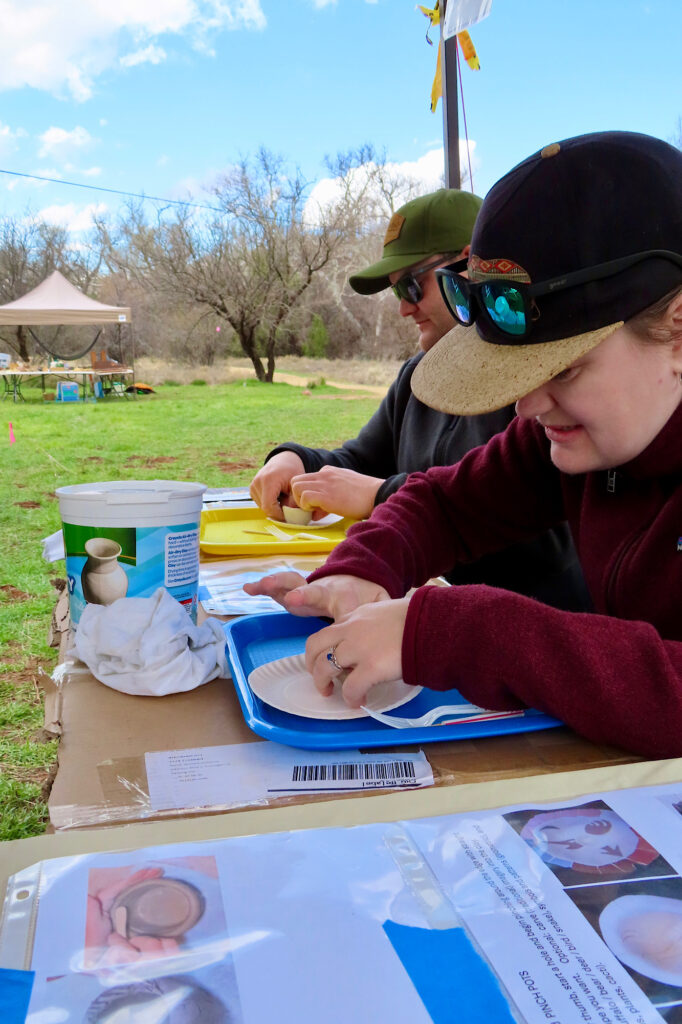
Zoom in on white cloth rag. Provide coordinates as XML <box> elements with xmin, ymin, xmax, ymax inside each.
<box><xmin>74</xmin><ymin>587</ymin><xmax>229</xmax><ymax>696</ymax></box>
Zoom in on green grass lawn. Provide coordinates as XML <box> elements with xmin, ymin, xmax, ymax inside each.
<box><xmin>0</xmin><ymin>378</ymin><xmax>382</xmax><ymax>839</ymax></box>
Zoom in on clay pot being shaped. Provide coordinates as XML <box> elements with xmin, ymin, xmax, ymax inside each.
<box><xmin>81</xmin><ymin>537</ymin><xmax>129</xmax><ymax>605</ymax></box>
<box><xmin>109</xmin><ymin>877</ymin><xmax>206</xmax><ymax>939</ymax></box>
<box><xmin>281</xmin><ymin>505</ymin><xmax>313</xmax><ymax>526</ymax></box>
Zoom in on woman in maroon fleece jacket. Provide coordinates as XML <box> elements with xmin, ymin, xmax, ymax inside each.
<box><xmin>245</xmin><ymin>131</ymin><xmax>682</xmax><ymax>758</ymax></box>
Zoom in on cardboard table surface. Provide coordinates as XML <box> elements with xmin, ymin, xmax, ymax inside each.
<box><xmin>46</xmin><ymin>610</ymin><xmax>642</xmax><ymax>832</ymax></box>
<box><xmin>5</xmin><ymin>754</ymin><xmax>682</xmax><ymax>906</ymax></box>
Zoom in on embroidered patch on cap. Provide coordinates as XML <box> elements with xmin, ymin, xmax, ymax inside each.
<box><xmin>468</xmin><ymin>254</ymin><xmax>532</xmax><ymax>284</ymax></box>
<box><xmin>384</xmin><ymin>213</ymin><xmax>405</xmax><ymax>246</ymax></box>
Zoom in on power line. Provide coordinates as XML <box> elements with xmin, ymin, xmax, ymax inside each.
<box><xmin>0</xmin><ymin>167</ymin><xmax>222</xmax><ymax>213</ymax></box>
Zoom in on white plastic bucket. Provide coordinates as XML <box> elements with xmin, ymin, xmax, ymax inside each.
<box><xmin>56</xmin><ymin>479</ymin><xmax>206</xmax><ymax>627</ymax></box>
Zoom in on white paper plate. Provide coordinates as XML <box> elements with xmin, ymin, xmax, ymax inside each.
<box><xmin>268</xmin><ymin>513</ymin><xmax>343</xmax><ymax>530</ymax></box>
<box><xmin>247</xmin><ymin>654</ymin><xmax>422</xmax><ymax>720</ymax></box>
<box><xmin>599</xmin><ymin>893</ymin><xmax>682</xmax><ymax>986</ymax></box>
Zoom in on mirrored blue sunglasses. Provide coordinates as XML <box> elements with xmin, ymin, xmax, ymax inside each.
<box><xmin>436</xmin><ymin>250</ymin><xmax>682</xmax><ymax>343</ymax></box>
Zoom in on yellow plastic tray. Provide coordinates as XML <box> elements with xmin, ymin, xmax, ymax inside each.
<box><xmin>200</xmin><ymin>507</ymin><xmax>356</xmax><ymax>556</ymax></box>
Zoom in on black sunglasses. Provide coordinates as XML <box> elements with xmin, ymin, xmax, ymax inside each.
<box><xmin>436</xmin><ymin>249</ymin><xmax>682</xmax><ymax>343</ymax></box>
<box><xmin>391</xmin><ymin>256</ymin><xmax>457</xmax><ymax>304</ymax></box>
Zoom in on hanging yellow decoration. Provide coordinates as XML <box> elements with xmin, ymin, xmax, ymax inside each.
<box><xmin>418</xmin><ymin>4</ymin><xmax>440</xmax><ymax>37</ymax></box>
<box><xmin>419</xmin><ymin>4</ymin><xmax>480</xmax><ymax>111</ymax></box>
<box><xmin>457</xmin><ymin>30</ymin><xmax>480</xmax><ymax>70</ymax></box>
<box><xmin>418</xmin><ymin>3</ymin><xmax>442</xmax><ymax>111</ymax></box>
<box><xmin>430</xmin><ymin>40</ymin><xmax>443</xmax><ymax>112</ymax></box>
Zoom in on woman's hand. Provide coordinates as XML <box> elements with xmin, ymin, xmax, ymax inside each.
<box><xmin>304</xmin><ymin>597</ymin><xmax>412</xmax><ymax>707</ymax></box>
<box><xmin>290</xmin><ymin>466</ymin><xmax>384</xmax><ymax>520</ymax></box>
<box><xmin>243</xmin><ymin>571</ymin><xmax>310</xmax><ymax>607</ymax></box>
<box><xmin>249</xmin><ymin>451</ymin><xmax>306</xmax><ymax>520</ymax></box>
<box><xmin>244</xmin><ymin>572</ymin><xmax>389</xmax><ymax>620</ymax></box>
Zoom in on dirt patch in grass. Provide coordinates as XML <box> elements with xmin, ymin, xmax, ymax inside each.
<box><xmin>124</xmin><ymin>454</ymin><xmax>178</xmax><ymax>465</ymax></box>
<box><xmin>84</xmin><ymin>455</ymin><xmax>105</xmax><ymax>462</ymax></box>
<box><xmin>13</xmin><ymin>500</ymin><xmax>42</xmax><ymax>509</ymax></box>
<box><xmin>0</xmin><ymin>585</ymin><xmax>32</xmax><ymax>601</ymax></box>
<box><xmin>1</xmin><ymin>652</ymin><xmax>45</xmax><ymax>684</ymax></box>
<box><xmin>214</xmin><ymin>459</ymin><xmax>257</xmax><ymax>473</ymax></box>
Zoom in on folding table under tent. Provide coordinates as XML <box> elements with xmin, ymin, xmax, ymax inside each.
<box><xmin>0</xmin><ymin>270</ymin><xmax>133</xmax><ymax>401</ymax></box>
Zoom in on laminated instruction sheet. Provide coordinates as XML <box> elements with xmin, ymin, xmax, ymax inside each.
<box><xmin>5</xmin><ymin>781</ymin><xmax>682</xmax><ymax>1022</ymax></box>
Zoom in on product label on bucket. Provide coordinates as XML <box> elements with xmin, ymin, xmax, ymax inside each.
<box><xmin>62</xmin><ymin>520</ymin><xmax>200</xmax><ymax>626</ymax></box>
<box><xmin>165</xmin><ymin>530</ymin><xmax>200</xmax><ymax>588</ymax></box>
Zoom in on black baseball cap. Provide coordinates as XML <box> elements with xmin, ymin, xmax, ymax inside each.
<box><xmin>412</xmin><ymin>131</ymin><xmax>682</xmax><ymax>415</ymax></box>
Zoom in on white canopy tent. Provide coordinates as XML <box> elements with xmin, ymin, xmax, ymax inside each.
<box><xmin>0</xmin><ymin>270</ymin><xmax>130</xmax><ymax>326</ymax></box>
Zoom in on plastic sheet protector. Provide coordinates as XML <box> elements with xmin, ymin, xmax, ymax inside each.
<box><xmin>7</xmin><ymin>782</ymin><xmax>682</xmax><ymax>1021</ymax></box>
<box><xmin>198</xmin><ymin>554</ymin><xmax>325</xmax><ymax>616</ymax></box>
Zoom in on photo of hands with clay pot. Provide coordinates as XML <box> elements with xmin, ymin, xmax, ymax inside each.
<box><xmin>84</xmin><ymin>858</ymin><xmax>221</xmax><ymax>970</ymax></box>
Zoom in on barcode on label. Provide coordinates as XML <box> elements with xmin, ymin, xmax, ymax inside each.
<box><xmin>292</xmin><ymin>761</ymin><xmax>417</xmax><ymax>783</ymax></box>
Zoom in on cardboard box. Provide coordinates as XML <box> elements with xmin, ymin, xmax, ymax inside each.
<box><xmin>45</xmin><ymin>636</ymin><xmax>639</xmax><ymax>832</ymax></box>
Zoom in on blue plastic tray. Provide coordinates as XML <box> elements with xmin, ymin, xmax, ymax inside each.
<box><xmin>223</xmin><ymin>612</ymin><xmax>562</xmax><ymax>751</ymax></box>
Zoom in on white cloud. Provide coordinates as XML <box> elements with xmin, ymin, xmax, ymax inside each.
<box><xmin>0</xmin><ymin>120</ymin><xmax>26</xmax><ymax>159</ymax></box>
<box><xmin>304</xmin><ymin>143</ymin><xmax>480</xmax><ymax>226</ymax></box>
<box><xmin>38</xmin><ymin>126</ymin><xmax>95</xmax><ymax>161</ymax></box>
<box><xmin>0</xmin><ymin>0</ymin><xmax>266</xmax><ymax>100</ymax></box>
<box><xmin>120</xmin><ymin>43</ymin><xmax>166</xmax><ymax>68</ymax></box>
<box><xmin>36</xmin><ymin>200</ymin><xmax>108</xmax><ymax>232</ymax></box>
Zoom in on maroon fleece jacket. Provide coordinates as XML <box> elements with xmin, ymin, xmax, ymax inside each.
<box><xmin>307</xmin><ymin>402</ymin><xmax>682</xmax><ymax>758</ymax></box>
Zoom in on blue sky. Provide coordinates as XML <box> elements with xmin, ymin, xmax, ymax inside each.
<box><xmin>0</xmin><ymin>0</ymin><xmax>679</xmax><ymax>230</ymax></box>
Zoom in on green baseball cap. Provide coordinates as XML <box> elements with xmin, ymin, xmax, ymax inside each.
<box><xmin>349</xmin><ymin>188</ymin><xmax>483</xmax><ymax>295</ymax></box>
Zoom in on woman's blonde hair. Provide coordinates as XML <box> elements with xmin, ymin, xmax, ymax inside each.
<box><xmin>628</xmin><ymin>285</ymin><xmax>682</xmax><ymax>344</ymax></box>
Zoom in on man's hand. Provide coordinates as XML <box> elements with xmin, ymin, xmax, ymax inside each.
<box><xmin>249</xmin><ymin>451</ymin><xmax>306</xmax><ymax>520</ymax></box>
<box><xmin>290</xmin><ymin>466</ymin><xmax>384</xmax><ymax>521</ymax></box>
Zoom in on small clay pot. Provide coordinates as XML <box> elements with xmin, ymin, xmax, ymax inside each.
<box><xmin>109</xmin><ymin>876</ymin><xmax>205</xmax><ymax>939</ymax></box>
<box><xmin>281</xmin><ymin>505</ymin><xmax>312</xmax><ymax>526</ymax></box>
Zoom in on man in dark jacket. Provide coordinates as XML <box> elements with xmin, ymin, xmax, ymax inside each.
<box><xmin>249</xmin><ymin>189</ymin><xmax>588</xmax><ymax>608</ymax></box>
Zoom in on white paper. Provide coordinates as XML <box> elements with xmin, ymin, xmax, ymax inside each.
<box><xmin>199</xmin><ymin>568</ymin><xmax>311</xmax><ymax>615</ymax></box>
<box><xmin>198</xmin><ymin>554</ymin><xmax>326</xmax><ymax>614</ymax></box>
<box><xmin>145</xmin><ymin>741</ymin><xmax>433</xmax><ymax>810</ymax></box>
<box><xmin>443</xmin><ymin>0</ymin><xmax>493</xmax><ymax>38</ymax></box>
<box><xmin>41</xmin><ymin>528</ymin><xmax>65</xmax><ymax>562</ymax></box>
<box><xmin>202</xmin><ymin>485</ymin><xmax>256</xmax><ymax>508</ymax></box>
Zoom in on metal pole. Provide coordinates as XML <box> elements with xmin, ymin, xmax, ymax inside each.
<box><xmin>440</xmin><ymin>0</ymin><xmax>461</xmax><ymax>188</ymax></box>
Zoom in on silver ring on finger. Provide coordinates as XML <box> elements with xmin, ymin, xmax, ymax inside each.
<box><xmin>326</xmin><ymin>643</ymin><xmax>344</xmax><ymax>671</ymax></box>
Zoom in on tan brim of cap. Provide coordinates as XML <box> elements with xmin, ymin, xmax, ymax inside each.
<box><xmin>411</xmin><ymin>320</ymin><xmax>624</xmax><ymax>415</ymax></box>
